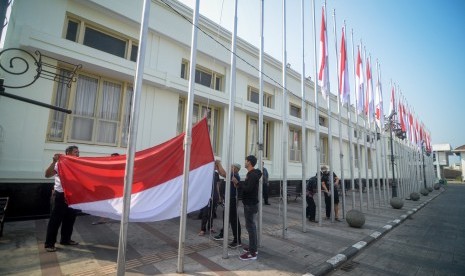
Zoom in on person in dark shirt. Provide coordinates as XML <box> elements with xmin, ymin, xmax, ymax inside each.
<box><xmin>235</xmin><ymin>155</ymin><xmax>261</xmax><ymax>261</ymax></box>
<box><xmin>214</xmin><ymin>163</ymin><xmax>242</xmax><ymax>248</ymax></box>
<box><xmin>320</xmin><ymin>165</ymin><xmax>340</xmax><ymax>221</ymax></box>
<box><xmin>262</xmin><ymin>162</ymin><xmax>270</xmax><ymax>205</ymax></box>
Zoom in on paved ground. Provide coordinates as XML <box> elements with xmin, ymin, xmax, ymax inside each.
<box><xmin>0</xmin><ymin>183</ymin><xmax>452</xmax><ymax>276</ymax></box>
<box><xmin>329</xmin><ymin>183</ymin><xmax>465</xmax><ymax>276</ymax></box>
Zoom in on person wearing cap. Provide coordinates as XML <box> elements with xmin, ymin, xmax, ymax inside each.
<box><xmin>214</xmin><ymin>163</ymin><xmax>242</xmax><ymax>248</ymax></box>
<box><xmin>320</xmin><ymin>165</ymin><xmax>341</xmax><ymax>221</ymax></box>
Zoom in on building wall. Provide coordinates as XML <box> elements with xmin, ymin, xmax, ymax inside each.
<box><xmin>1</xmin><ymin>0</ymin><xmax>396</xmax><ymax>185</ymax></box>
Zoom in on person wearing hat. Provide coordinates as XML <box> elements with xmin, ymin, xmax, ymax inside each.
<box><xmin>213</xmin><ymin>162</ymin><xmax>242</xmax><ymax>248</ymax></box>
<box><xmin>320</xmin><ymin>165</ymin><xmax>341</xmax><ymax>221</ymax></box>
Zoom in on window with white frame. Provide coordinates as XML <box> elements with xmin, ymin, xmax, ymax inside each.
<box><xmin>354</xmin><ymin>144</ymin><xmax>359</xmax><ymax>169</ymax></box>
<box><xmin>181</xmin><ymin>60</ymin><xmax>223</xmax><ymax>91</ymax></box>
<box><xmin>247</xmin><ymin>86</ymin><xmax>273</xmax><ymax>108</ymax></box>
<box><xmin>47</xmin><ymin>69</ymin><xmax>132</xmax><ymax>147</ymax></box>
<box><xmin>289</xmin><ymin>127</ymin><xmax>301</xmax><ymax>162</ymax></box>
<box><xmin>319</xmin><ymin>115</ymin><xmax>328</xmax><ymax>127</ymax></box>
<box><xmin>177</xmin><ymin>99</ymin><xmax>221</xmax><ymax>155</ymax></box>
<box><xmin>65</xmin><ymin>17</ymin><xmax>138</xmax><ymax>62</ymax></box>
<box><xmin>320</xmin><ymin>137</ymin><xmax>328</xmax><ymax>165</ymax></box>
<box><xmin>290</xmin><ymin>104</ymin><xmax>301</xmax><ymax>118</ymax></box>
<box><xmin>246</xmin><ymin>117</ymin><xmax>271</xmax><ymax>159</ymax></box>
<box><xmin>367</xmin><ymin>149</ymin><xmax>372</xmax><ymax>169</ymax></box>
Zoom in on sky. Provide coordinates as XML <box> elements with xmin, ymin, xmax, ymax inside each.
<box><xmin>1</xmin><ymin>0</ymin><xmax>464</xmax><ymax>150</ymax></box>
<box><xmin>176</xmin><ymin>0</ymin><xmax>465</xmax><ymax>150</ymax></box>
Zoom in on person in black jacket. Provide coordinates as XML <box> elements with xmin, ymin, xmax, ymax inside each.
<box><xmin>234</xmin><ymin>155</ymin><xmax>261</xmax><ymax>261</ymax></box>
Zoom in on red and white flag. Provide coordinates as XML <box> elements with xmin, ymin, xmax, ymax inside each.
<box><xmin>318</xmin><ymin>6</ymin><xmax>330</xmax><ymax>100</ymax></box>
<box><xmin>355</xmin><ymin>47</ymin><xmax>364</xmax><ymax>114</ymax></box>
<box><xmin>388</xmin><ymin>84</ymin><xmax>395</xmax><ymax>117</ymax></box>
<box><xmin>374</xmin><ymin>64</ymin><xmax>383</xmax><ymax>129</ymax></box>
<box><xmin>365</xmin><ymin>57</ymin><xmax>374</xmax><ymax>123</ymax></box>
<box><xmin>59</xmin><ymin>118</ymin><xmax>214</xmax><ymax>222</ymax></box>
<box><xmin>339</xmin><ymin>27</ymin><xmax>350</xmax><ymax>105</ymax></box>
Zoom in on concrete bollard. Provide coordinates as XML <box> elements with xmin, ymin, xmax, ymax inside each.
<box><xmin>346</xmin><ymin>209</ymin><xmax>365</xmax><ymax>228</ymax></box>
<box><xmin>427</xmin><ymin>187</ymin><xmax>433</xmax><ymax>192</ymax></box>
<box><xmin>410</xmin><ymin>192</ymin><xmax>420</xmax><ymax>201</ymax></box>
<box><xmin>390</xmin><ymin>197</ymin><xmax>404</xmax><ymax>209</ymax></box>
<box><xmin>433</xmin><ymin>183</ymin><xmax>440</xmax><ymax>190</ymax></box>
<box><xmin>420</xmin><ymin>188</ymin><xmax>429</xmax><ymax>196</ymax></box>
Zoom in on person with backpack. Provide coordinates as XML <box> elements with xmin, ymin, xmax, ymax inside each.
<box><xmin>320</xmin><ymin>165</ymin><xmax>341</xmax><ymax>221</ymax></box>
<box><xmin>305</xmin><ymin>175</ymin><xmax>318</xmax><ymax>222</ymax></box>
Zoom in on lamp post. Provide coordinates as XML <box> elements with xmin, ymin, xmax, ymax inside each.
<box><xmin>421</xmin><ymin>141</ymin><xmax>429</xmax><ymax>189</ymax></box>
<box><xmin>388</xmin><ymin>120</ymin><xmax>398</xmax><ymax>197</ymax></box>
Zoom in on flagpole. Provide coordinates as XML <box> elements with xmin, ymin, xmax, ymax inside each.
<box><xmin>324</xmin><ymin>4</ymin><xmax>335</xmax><ymax>223</ymax></box>
<box><xmin>177</xmin><ymin>0</ymin><xmax>200</xmax><ymax>272</ymax></box>
<box><xmin>281</xmin><ymin>0</ymin><xmax>289</xmax><ymax>238</ymax></box>
<box><xmin>375</xmin><ymin>60</ymin><xmax>384</xmax><ymax>206</ymax></box>
<box><xmin>332</xmin><ymin>12</ymin><xmax>346</xmax><ymax>219</ymax></box>
<box><xmin>300</xmin><ymin>0</ymin><xmax>308</xmax><ymax>231</ymax></box>
<box><xmin>258</xmin><ymin>0</ymin><xmax>265</xmax><ymax>245</ymax></box>
<box><xmin>222</xmin><ymin>0</ymin><xmax>238</xmax><ymax>258</ymax></box>
<box><xmin>117</xmin><ymin>0</ymin><xmax>150</xmax><ymax>274</ymax></box>
<box><xmin>349</xmin><ymin>29</ymin><xmax>357</xmax><ymax>209</ymax></box>
<box><xmin>312</xmin><ymin>0</ymin><xmax>322</xmax><ymax>226</ymax></box>
<box><xmin>362</xmin><ymin>45</ymin><xmax>371</xmax><ymax>210</ymax></box>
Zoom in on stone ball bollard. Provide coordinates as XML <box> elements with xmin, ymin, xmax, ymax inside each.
<box><xmin>410</xmin><ymin>192</ymin><xmax>420</xmax><ymax>201</ymax></box>
<box><xmin>427</xmin><ymin>187</ymin><xmax>433</xmax><ymax>192</ymax></box>
<box><xmin>434</xmin><ymin>183</ymin><xmax>440</xmax><ymax>190</ymax></box>
<box><xmin>420</xmin><ymin>188</ymin><xmax>429</xmax><ymax>196</ymax></box>
<box><xmin>346</xmin><ymin>209</ymin><xmax>365</xmax><ymax>228</ymax></box>
<box><xmin>390</xmin><ymin>197</ymin><xmax>404</xmax><ymax>209</ymax></box>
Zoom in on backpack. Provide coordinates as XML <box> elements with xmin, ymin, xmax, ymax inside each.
<box><xmin>306</xmin><ymin>176</ymin><xmax>318</xmax><ymax>196</ymax></box>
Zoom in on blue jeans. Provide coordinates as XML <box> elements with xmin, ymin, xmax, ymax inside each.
<box><xmin>243</xmin><ymin>204</ymin><xmax>258</xmax><ymax>253</ymax></box>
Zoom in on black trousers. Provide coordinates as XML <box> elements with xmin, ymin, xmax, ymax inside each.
<box><xmin>200</xmin><ymin>199</ymin><xmax>216</xmax><ymax>232</ymax></box>
<box><xmin>306</xmin><ymin>195</ymin><xmax>316</xmax><ymax>220</ymax></box>
<box><xmin>45</xmin><ymin>192</ymin><xmax>77</xmax><ymax>247</ymax></box>
<box><xmin>262</xmin><ymin>183</ymin><xmax>269</xmax><ymax>204</ymax></box>
<box><xmin>219</xmin><ymin>198</ymin><xmax>241</xmax><ymax>243</ymax></box>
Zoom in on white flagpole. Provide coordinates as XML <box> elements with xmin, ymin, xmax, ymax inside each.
<box><xmin>222</xmin><ymin>0</ymin><xmax>238</xmax><ymax>258</ymax></box>
<box><xmin>348</xmin><ymin>29</ymin><xmax>356</xmax><ymax>209</ymax></box>
<box><xmin>281</xmin><ymin>0</ymin><xmax>289</xmax><ymax>238</ymax></box>
<box><xmin>325</xmin><ymin>4</ymin><xmax>335</xmax><ymax>223</ymax></box>
<box><xmin>362</xmin><ymin>45</ymin><xmax>371</xmax><ymax>210</ymax></box>
<box><xmin>300</xmin><ymin>0</ymin><xmax>308</xmax><ymax>231</ymax></box>
<box><xmin>258</xmin><ymin>0</ymin><xmax>265</xmax><ymax>245</ymax></box>
<box><xmin>374</xmin><ymin>60</ymin><xmax>382</xmax><ymax>206</ymax></box>
<box><xmin>311</xmin><ymin>0</ymin><xmax>322</xmax><ymax>226</ymax></box>
<box><xmin>117</xmin><ymin>1</ymin><xmax>150</xmax><ymax>274</ymax></box>
<box><xmin>177</xmin><ymin>0</ymin><xmax>200</xmax><ymax>272</ymax></box>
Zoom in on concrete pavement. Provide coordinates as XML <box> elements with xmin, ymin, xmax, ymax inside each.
<box><xmin>0</xmin><ymin>185</ymin><xmax>447</xmax><ymax>275</ymax></box>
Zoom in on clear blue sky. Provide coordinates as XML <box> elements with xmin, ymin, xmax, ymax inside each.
<box><xmin>178</xmin><ymin>0</ymin><xmax>465</xmax><ymax>150</ymax></box>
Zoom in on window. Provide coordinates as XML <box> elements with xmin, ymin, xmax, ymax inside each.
<box><xmin>289</xmin><ymin>127</ymin><xmax>301</xmax><ymax>162</ymax></box>
<box><xmin>354</xmin><ymin>144</ymin><xmax>359</xmax><ymax>169</ymax></box>
<box><xmin>367</xmin><ymin>149</ymin><xmax>372</xmax><ymax>169</ymax></box>
<box><xmin>181</xmin><ymin>60</ymin><xmax>224</xmax><ymax>91</ymax></box>
<box><xmin>320</xmin><ymin>137</ymin><xmax>328</xmax><ymax>165</ymax></box>
<box><xmin>290</xmin><ymin>104</ymin><xmax>301</xmax><ymax>118</ymax></box>
<box><xmin>319</xmin><ymin>115</ymin><xmax>328</xmax><ymax>127</ymax></box>
<box><xmin>246</xmin><ymin>117</ymin><xmax>271</xmax><ymax>159</ymax></box>
<box><xmin>177</xmin><ymin>100</ymin><xmax>221</xmax><ymax>155</ymax></box>
<box><xmin>47</xmin><ymin>69</ymin><xmax>132</xmax><ymax>147</ymax></box>
<box><xmin>65</xmin><ymin>17</ymin><xmax>137</xmax><ymax>62</ymax></box>
<box><xmin>247</xmin><ymin>86</ymin><xmax>273</xmax><ymax>108</ymax></box>
<box><xmin>354</xmin><ymin>129</ymin><xmax>358</xmax><ymax>138</ymax></box>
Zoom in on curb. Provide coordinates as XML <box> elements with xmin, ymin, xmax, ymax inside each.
<box><xmin>304</xmin><ymin>190</ymin><xmax>443</xmax><ymax>276</ymax></box>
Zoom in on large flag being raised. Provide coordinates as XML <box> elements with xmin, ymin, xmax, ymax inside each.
<box><xmin>318</xmin><ymin>6</ymin><xmax>330</xmax><ymax>100</ymax></box>
<box><xmin>58</xmin><ymin>118</ymin><xmax>214</xmax><ymax>222</ymax></box>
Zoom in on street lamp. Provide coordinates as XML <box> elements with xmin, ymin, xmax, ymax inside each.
<box><xmin>385</xmin><ymin>111</ymin><xmax>405</xmax><ymax>198</ymax></box>
<box><xmin>421</xmin><ymin>141</ymin><xmax>430</xmax><ymax>189</ymax></box>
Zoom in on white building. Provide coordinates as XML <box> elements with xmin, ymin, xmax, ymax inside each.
<box><xmin>0</xmin><ymin>0</ymin><xmax>432</xmax><ymax>218</ymax></box>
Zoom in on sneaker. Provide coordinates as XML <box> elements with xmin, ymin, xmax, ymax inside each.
<box><xmin>239</xmin><ymin>251</ymin><xmax>257</xmax><ymax>261</ymax></box>
<box><xmin>60</xmin><ymin>240</ymin><xmax>79</xmax><ymax>246</ymax></box>
<box><xmin>242</xmin><ymin>246</ymin><xmax>258</xmax><ymax>254</ymax></box>
<box><xmin>213</xmin><ymin>234</ymin><xmax>223</xmax><ymax>241</ymax></box>
<box><xmin>45</xmin><ymin>246</ymin><xmax>56</xmax><ymax>252</ymax></box>
<box><xmin>228</xmin><ymin>241</ymin><xmax>241</xmax><ymax>248</ymax></box>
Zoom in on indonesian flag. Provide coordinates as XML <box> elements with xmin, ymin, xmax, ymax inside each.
<box><xmin>374</xmin><ymin>66</ymin><xmax>383</xmax><ymax>129</ymax></box>
<box><xmin>339</xmin><ymin>27</ymin><xmax>350</xmax><ymax>105</ymax></box>
<box><xmin>398</xmin><ymin>101</ymin><xmax>406</xmax><ymax>132</ymax></box>
<box><xmin>318</xmin><ymin>6</ymin><xmax>330</xmax><ymax>100</ymax></box>
<box><xmin>355</xmin><ymin>47</ymin><xmax>364</xmax><ymax>114</ymax></box>
<box><xmin>365</xmin><ymin>58</ymin><xmax>374</xmax><ymax>124</ymax></box>
<box><xmin>388</xmin><ymin>84</ymin><xmax>395</xmax><ymax>117</ymax></box>
<box><xmin>58</xmin><ymin>118</ymin><xmax>214</xmax><ymax>222</ymax></box>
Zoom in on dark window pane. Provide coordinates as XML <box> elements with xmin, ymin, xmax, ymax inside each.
<box><xmin>181</xmin><ymin>63</ymin><xmax>186</xmax><ymax>79</ymax></box>
<box><xmin>195</xmin><ymin>70</ymin><xmax>212</xmax><ymax>88</ymax></box>
<box><xmin>83</xmin><ymin>27</ymin><xmax>126</xmax><ymax>58</ymax></box>
<box><xmin>130</xmin><ymin>45</ymin><xmax>138</xmax><ymax>62</ymax></box>
<box><xmin>250</xmin><ymin>90</ymin><xmax>259</xmax><ymax>104</ymax></box>
<box><xmin>215</xmin><ymin>76</ymin><xmax>221</xmax><ymax>91</ymax></box>
<box><xmin>66</xmin><ymin>21</ymin><xmax>78</xmax><ymax>42</ymax></box>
